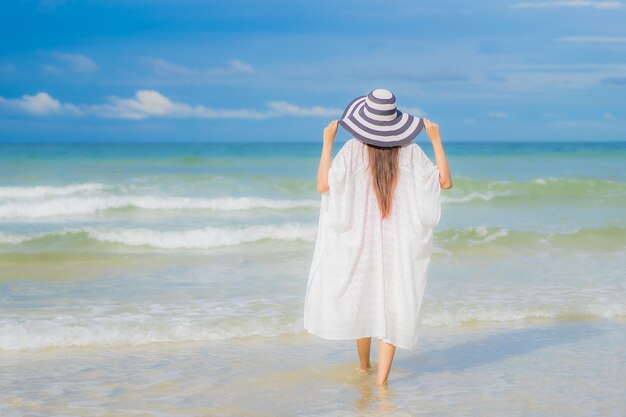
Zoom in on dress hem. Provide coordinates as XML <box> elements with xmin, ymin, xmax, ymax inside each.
<box><xmin>303</xmin><ymin>325</ymin><xmax>417</xmax><ymax>351</ymax></box>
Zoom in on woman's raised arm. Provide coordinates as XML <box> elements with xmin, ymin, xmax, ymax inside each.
<box><xmin>423</xmin><ymin>119</ymin><xmax>453</xmax><ymax>189</ymax></box>
<box><xmin>316</xmin><ymin>120</ymin><xmax>338</xmax><ymax>193</ymax></box>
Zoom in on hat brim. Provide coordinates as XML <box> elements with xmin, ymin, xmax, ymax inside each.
<box><xmin>338</xmin><ymin>96</ymin><xmax>424</xmax><ymax>147</ymax></box>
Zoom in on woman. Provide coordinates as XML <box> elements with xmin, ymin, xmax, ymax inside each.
<box><xmin>303</xmin><ymin>88</ymin><xmax>452</xmax><ymax>386</ymax></box>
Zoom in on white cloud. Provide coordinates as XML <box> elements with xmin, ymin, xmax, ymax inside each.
<box><xmin>91</xmin><ymin>91</ymin><xmax>341</xmax><ymax>119</ymax></box>
<box><xmin>555</xmin><ymin>36</ymin><xmax>626</xmax><ymax>43</ymax></box>
<box><xmin>513</xmin><ymin>1</ymin><xmax>624</xmax><ymax>9</ymax></box>
<box><xmin>0</xmin><ymin>92</ymin><xmax>81</xmax><ymax>115</ymax></box>
<box><xmin>265</xmin><ymin>101</ymin><xmax>341</xmax><ymax>117</ymax></box>
<box><xmin>487</xmin><ymin>111</ymin><xmax>509</xmax><ymax>118</ymax></box>
<box><xmin>91</xmin><ymin>90</ymin><xmax>179</xmax><ymax>120</ymax></box>
<box><xmin>227</xmin><ymin>59</ymin><xmax>255</xmax><ymax>74</ymax></box>
<box><xmin>0</xmin><ymin>90</ymin><xmax>341</xmax><ymax>120</ymax></box>
<box><xmin>464</xmin><ymin>118</ymin><xmax>477</xmax><ymax>124</ymax></box>
<box><xmin>49</xmin><ymin>52</ymin><xmax>98</xmax><ymax>73</ymax></box>
<box><xmin>398</xmin><ymin>106</ymin><xmax>426</xmax><ymax>117</ymax></box>
<box><xmin>144</xmin><ymin>58</ymin><xmax>255</xmax><ymax>77</ymax></box>
<box><xmin>604</xmin><ymin>112</ymin><xmax>616</xmax><ymax>120</ymax></box>
<box><xmin>88</xmin><ymin>90</ymin><xmax>271</xmax><ymax>120</ymax></box>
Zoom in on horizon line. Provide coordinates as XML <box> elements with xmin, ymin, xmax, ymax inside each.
<box><xmin>1</xmin><ymin>139</ymin><xmax>625</xmax><ymax>145</ymax></box>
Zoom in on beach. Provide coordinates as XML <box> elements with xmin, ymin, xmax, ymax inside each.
<box><xmin>1</xmin><ymin>141</ymin><xmax>625</xmax><ymax>416</ymax></box>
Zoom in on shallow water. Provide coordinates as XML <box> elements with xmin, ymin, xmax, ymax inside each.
<box><xmin>1</xmin><ymin>141</ymin><xmax>625</xmax><ymax>416</ymax></box>
<box><xmin>3</xmin><ymin>320</ymin><xmax>624</xmax><ymax>416</ymax></box>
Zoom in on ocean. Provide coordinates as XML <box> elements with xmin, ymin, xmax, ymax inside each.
<box><xmin>1</xmin><ymin>140</ymin><xmax>625</xmax><ymax>416</ymax></box>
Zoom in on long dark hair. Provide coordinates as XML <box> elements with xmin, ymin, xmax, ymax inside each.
<box><xmin>366</xmin><ymin>143</ymin><xmax>400</xmax><ymax>219</ymax></box>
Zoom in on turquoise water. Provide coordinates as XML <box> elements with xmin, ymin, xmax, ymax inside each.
<box><xmin>1</xmin><ymin>140</ymin><xmax>625</xmax><ymax>416</ymax></box>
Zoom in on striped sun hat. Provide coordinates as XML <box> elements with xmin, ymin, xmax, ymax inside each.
<box><xmin>338</xmin><ymin>88</ymin><xmax>424</xmax><ymax>147</ymax></box>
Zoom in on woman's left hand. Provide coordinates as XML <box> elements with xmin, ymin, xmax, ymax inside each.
<box><xmin>323</xmin><ymin>120</ymin><xmax>339</xmax><ymax>145</ymax></box>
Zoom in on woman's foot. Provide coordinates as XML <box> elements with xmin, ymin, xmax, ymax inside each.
<box><xmin>376</xmin><ymin>339</ymin><xmax>396</xmax><ymax>386</ymax></box>
<box><xmin>359</xmin><ymin>365</ymin><xmax>372</xmax><ymax>375</ymax></box>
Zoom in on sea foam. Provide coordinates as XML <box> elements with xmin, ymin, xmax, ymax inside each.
<box><xmin>0</xmin><ymin>183</ymin><xmax>109</xmax><ymax>198</ymax></box>
<box><xmin>88</xmin><ymin>223</ymin><xmax>317</xmax><ymax>249</ymax></box>
<box><xmin>421</xmin><ymin>304</ymin><xmax>626</xmax><ymax>327</ymax></box>
<box><xmin>2</xmin><ymin>225</ymin><xmax>624</xmax><ymax>251</ymax></box>
<box><xmin>0</xmin><ymin>316</ymin><xmax>305</xmax><ymax>352</ymax></box>
<box><xmin>0</xmin><ymin>223</ymin><xmax>318</xmax><ymax>249</ymax></box>
<box><xmin>0</xmin><ymin>196</ymin><xmax>320</xmax><ymax>219</ymax></box>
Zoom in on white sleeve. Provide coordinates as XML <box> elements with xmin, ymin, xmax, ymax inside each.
<box><xmin>411</xmin><ymin>144</ymin><xmax>442</xmax><ymax>229</ymax></box>
<box><xmin>320</xmin><ymin>141</ymin><xmax>354</xmax><ymax>232</ymax></box>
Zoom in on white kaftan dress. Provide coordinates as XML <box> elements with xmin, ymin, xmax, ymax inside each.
<box><xmin>303</xmin><ymin>138</ymin><xmax>441</xmax><ymax>350</ymax></box>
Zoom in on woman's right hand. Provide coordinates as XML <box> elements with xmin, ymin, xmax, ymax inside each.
<box><xmin>323</xmin><ymin>120</ymin><xmax>339</xmax><ymax>145</ymax></box>
<box><xmin>423</xmin><ymin>118</ymin><xmax>441</xmax><ymax>143</ymax></box>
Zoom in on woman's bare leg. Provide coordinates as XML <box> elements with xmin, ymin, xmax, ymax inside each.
<box><xmin>356</xmin><ymin>337</ymin><xmax>372</xmax><ymax>373</ymax></box>
<box><xmin>376</xmin><ymin>339</ymin><xmax>396</xmax><ymax>385</ymax></box>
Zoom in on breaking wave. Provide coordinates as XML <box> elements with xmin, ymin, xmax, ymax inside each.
<box><xmin>421</xmin><ymin>304</ymin><xmax>626</xmax><ymax>327</ymax></box>
<box><xmin>0</xmin><ymin>183</ymin><xmax>110</xmax><ymax>199</ymax></box>
<box><xmin>0</xmin><ymin>196</ymin><xmax>320</xmax><ymax>219</ymax></box>
<box><xmin>0</xmin><ymin>316</ymin><xmax>305</xmax><ymax>352</ymax></box>
<box><xmin>1</xmin><ymin>304</ymin><xmax>623</xmax><ymax>351</ymax></box>
<box><xmin>0</xmin><ymin>223</ymin><xmax>318</xmax><ymax>249</ymax></box>
<box><xmin>1</xmin><ymin>225</ymin><xmax>624</xmax><ymax>251</ymax></box>
<box><xmin>443</xmin><ymin>176</ymin><xmax>626</xmax><ymax>205</ymax></box>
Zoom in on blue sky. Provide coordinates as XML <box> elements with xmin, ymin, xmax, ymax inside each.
<box><xmin>1</xmin><ymin>0</ymin><xmax>625</xmax><ymax>142</ymax></box>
